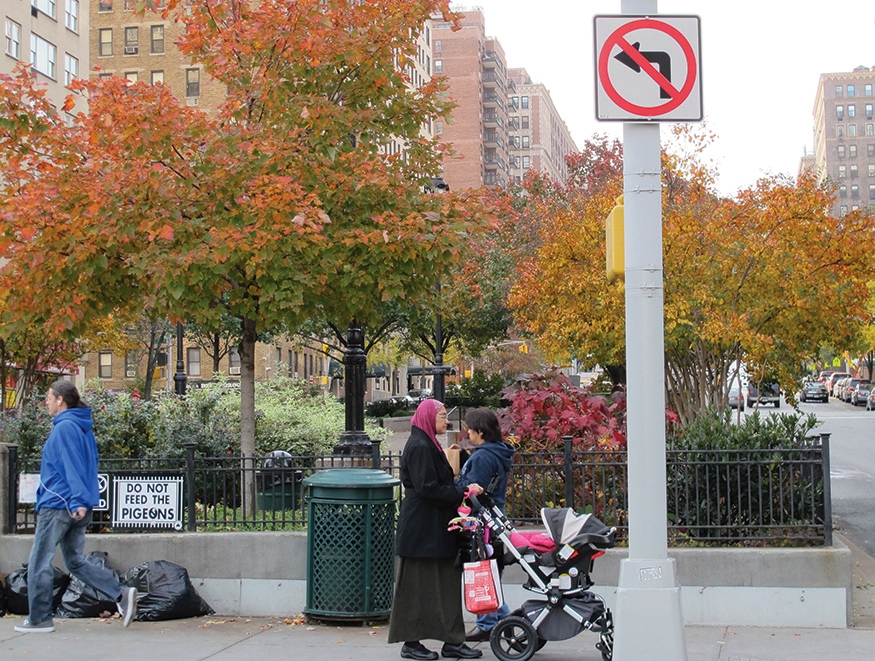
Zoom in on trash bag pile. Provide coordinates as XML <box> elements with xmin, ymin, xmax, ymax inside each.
<box><xmin>3</xmin><ymin>555</ymin><xmax>213</xmax><ymax>621</ymax></box>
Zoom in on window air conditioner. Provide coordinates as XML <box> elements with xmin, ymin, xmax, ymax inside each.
<box><xmin>125</xmin><ymin>46</ymin><xmax>138</xmax><ymax>54</ymax></box>
<box><xmin>229</xmin><ymin>366</ymin><xmax>241</xmax><ymax>375</ymax></box>
<box><xmin>126</xmin><ymin>369</ymin><xmax>137</xmax><ymax>378</ymax></box>
<box><xmin>186</xmin><ymin>98</ymin><xmax>199</xmax><ymax>106</ymax></box>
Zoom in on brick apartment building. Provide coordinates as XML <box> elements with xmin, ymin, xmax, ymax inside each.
<box><xmin>812</xmin><ymin>65</ymin><xmax>875</xmax><ymax>217</ymax></box>
<box><xmin>507</xmin><ymin>68</ymin><xmax>577</xmax><ymax>185</ymax></box>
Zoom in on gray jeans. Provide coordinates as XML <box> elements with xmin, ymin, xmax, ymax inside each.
<box><xmin>26</xmin><ymin>508</ymin><xmax>123</xmax><ymax>624</ymax></box>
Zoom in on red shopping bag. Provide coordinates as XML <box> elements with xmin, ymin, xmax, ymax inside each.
<box><xmin>463</xmin><ymin>559</ymin><xmax>503</xmax><ymax>615</ymax></box>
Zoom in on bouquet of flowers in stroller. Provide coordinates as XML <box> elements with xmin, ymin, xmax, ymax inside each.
<box><xmin>451</xmin><ymin>490</ymin><xmax>616</xmax><ymax>661</ymax></box>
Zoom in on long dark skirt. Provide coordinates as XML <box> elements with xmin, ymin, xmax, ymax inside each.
<box><xmin>387</xmin><ymin>556</ymin><xmax>464</xmax><ymax>644</ymax></box>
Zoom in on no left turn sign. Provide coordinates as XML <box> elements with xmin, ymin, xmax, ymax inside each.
<box><xmin>594</xmin><ymin>15</ymin><xmax>702</xmax><ymax>122</ymax></box>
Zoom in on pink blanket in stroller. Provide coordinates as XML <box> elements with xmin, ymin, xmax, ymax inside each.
<box><xmin>509</xmin><ymin>530</ymin><xmax>556</xmax><ymax>552</ymax></box>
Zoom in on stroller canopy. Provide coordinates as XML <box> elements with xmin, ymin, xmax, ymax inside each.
<box><xmin>540</xmin><ymin>508</ymin><xmax>614</xmax><ymax>550</ymax></box>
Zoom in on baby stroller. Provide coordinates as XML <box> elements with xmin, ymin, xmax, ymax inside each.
<box><xmin>463</xmin><ymin>490</ymin><xmax>616</xmax><ymax>661</ymax></box>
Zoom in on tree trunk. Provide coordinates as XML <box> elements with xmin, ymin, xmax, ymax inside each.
<box><xmin>239</xmin><ymin>317</ymin><xmax>258</xmax><ymax>517</ymax></box>
<box><xmin>213</xmin><ymin>334</ymin><xmax>221</xmax><ymax>373</ymax></box>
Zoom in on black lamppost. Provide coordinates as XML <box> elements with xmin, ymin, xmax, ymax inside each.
<box><xmin>334</xmin><ymin>322</ymin><xmax>371</xmax><ymax>455</ymax></box>
<box><xmin>173</xmin><ymin>321</ymin><xmax>187</xmax><ymax>396</ymax></box>
<box><xmin>427</xmin><ymin>177</ymin><xmax>450</xmax><ymax>403</ymax></box>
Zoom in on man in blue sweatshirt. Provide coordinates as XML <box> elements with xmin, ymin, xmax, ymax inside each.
<box><xmin>15</xmin><ymin>381</ymin><xmax>137</xmax><ymax>633</ymax></box>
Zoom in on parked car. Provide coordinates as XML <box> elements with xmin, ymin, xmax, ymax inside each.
<box><xmin>728</xmin><ymin>386</ymin><xmax>744</xmax><ymax>411</ymax></box>
<box><xmin>747</xmin><ymin>381</ymin><xmax>781</xmax><ymax>408</ymax></box>
<box><xmin>798</xmin><ymin>381</ymin><xmax>828</xmax><ymax>403</ymax></box>
<box><xmin>391</xmin><ymin>388</ymin><xmax>433</xmax><ymax>408</ymax></box>
<box><xmin>840</xmin><ymin>378</ymin><xmax>861</xmax><ymax>402</ymax></box>
<box><xmin>826</xmin><ymin>372</ymin><xmax>850</xmax><ymax>398</ymax></box>
<box><xmin>851</xmin><ymin>381</ymin><xmax>872</xmax><ymax>406</ymax></box>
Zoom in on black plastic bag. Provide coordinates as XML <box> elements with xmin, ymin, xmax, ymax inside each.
<box><xmin>121</xmin><ymin>560</ymin><xmax>213</xmax><ymax>622</ymax></box>
<box><xmin>55</xmin><ymin>551</ymin><xmax>120</xmax><ymax>618</ymax></box>
<box><xmin>0</xmin><ymin>575</ymin><xmax>6</xmax><ymax>617</ymax></box>
<box><xmin>4</xmin><ymin>563</ymin><xmax>70</xmax><ymax>615</ymax></box>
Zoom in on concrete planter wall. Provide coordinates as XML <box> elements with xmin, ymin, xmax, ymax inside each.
<box><xmin>0</xmin><ymin>532</ymin><xmax>851</xmax><ymax>627</ymax></box>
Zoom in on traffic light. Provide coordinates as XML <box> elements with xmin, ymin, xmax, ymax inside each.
<box><xmin>605</xmin><ymin>194</ymin><xmax>624</xmax><ymax>282</ymax></box>
<box><xmin>519</xmin><ymin>343</ymin><xmax>529</xmax><ymax>354</ymax></box>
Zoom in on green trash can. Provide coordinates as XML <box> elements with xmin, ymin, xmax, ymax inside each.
<box><xmin>257</xmin><ymin>451</ymin><xmax>301</xmax><ymax>513</ymax></box>
<box><xmin>303</xmin><ymin>468</ymin><xmax>400</xmax><ymax>621</ymax></box>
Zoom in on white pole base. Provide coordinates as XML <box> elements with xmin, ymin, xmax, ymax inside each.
<box><xmin>612</xmin><ymin>557</ymin><xmax>687</xmax><ymax>661</ymax></box>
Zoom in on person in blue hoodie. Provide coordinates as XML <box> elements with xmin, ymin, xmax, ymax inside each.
<box><xmin>14</xmin><ymin>381</ymin><xmax>137</xmax><ymax>633</ymax></box>
<box><xmin>457</xmin><ymin>408</ymin><xmax>515</xmax><ymax>643</ymax></box>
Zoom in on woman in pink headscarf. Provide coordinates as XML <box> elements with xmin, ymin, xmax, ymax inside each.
<box><xmin>388</xmin><ymin>399</ymin><xmax>483</xmax><ymax>661</ymax></box>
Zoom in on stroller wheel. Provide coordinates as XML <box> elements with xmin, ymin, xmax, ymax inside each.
<box><xmin>489</xmin><ymin>615</ymin><xmax>539</xmax><ymax>661</ymax></box>
<box><xmin>595</xmin><ymin>629</ymin><xmax>613</xmax><ymax>661</ymax></box>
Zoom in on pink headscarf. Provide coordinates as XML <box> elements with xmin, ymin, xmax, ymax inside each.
<box><xmin>410</xmin><ymin>398</ymin><xmax>445</xmax><ymax>451</ymax></box>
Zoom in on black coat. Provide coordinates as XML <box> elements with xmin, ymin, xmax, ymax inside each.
<box><xmin>395</xmin><ymin>426</ymin><xmax>467</xmax><ymax>558</ymax></box>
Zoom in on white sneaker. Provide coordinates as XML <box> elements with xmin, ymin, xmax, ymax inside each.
<box><xmin>14</xmin><ymin>619</ymin><xmax>55</xmax><ymax>633</ymax></box>
<box><xmin>117</xmin><ymin>587</ymin><xmax>138</xmax><ymax>627</ymax></box>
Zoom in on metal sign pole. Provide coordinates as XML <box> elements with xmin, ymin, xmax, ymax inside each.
<box><xmin>612</xmin><ymin>1</ymin><xmax>687</xmax><ymax>660</ymax></box>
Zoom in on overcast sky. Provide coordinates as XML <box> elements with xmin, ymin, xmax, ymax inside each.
<box><xmin>461</xmin><ymin>1</ymin><xmax>875</xmax><ymax>195</ymax></box>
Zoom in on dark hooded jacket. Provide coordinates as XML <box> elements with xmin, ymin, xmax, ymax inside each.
<box><xmin>458</xmin><ymin>440</ymin><xmax>515</xmax><ymax>513</ymax></box>
<box><xmin>36</xmin><ymin>407</ymin><xmax>100</xmax><ymax>512</ymax></box>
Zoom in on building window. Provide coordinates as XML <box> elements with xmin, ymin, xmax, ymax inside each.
<box><xmin>64</xmin><ymin>53</ymin><xmax>78</xmax><ymax>86</ymax></box>
<box><xmin>837</xmin><ymin>125</ymin><xmax>845</xmax><ymax>138</ymax></box>
<box><xmin>187</xmin><ymin>347</ymin><xmax>201</xmax><ymax>377</ymax></box>
<box><xmin>522</xmin><ymin>155</ymin><xmax>530</xmax><ymax>169</ymax></box>
<box><xmin>870</xmin><ymin>183</ymin><xmax>875</xmax><ymax>196</ymax></box>
<box><xmin>99</xmin><ymin>28</ymin><xmax>113</xmax><ymax>57</ymax></box>
<box><xmin>5</xmin><ymin>20</ymin><xmax>21</xmax><ymax>60</ymax></box>
<box><xmin>125</xmin><ymin>71</ymin><xmax>138</xmax><ymax>83</ymax></box>
<box><xmin>867</xmin><ymin>104</ymin><xmax>874</xmax><ymax>120</ymax></box>
<box><xmin>835</xmin><ymin>85</ymin><xmax>843</xmax><ymax>97</ymax></box>
<box><xmin>869</xmin><ymin>164</ymin><xmax>875</xmax><ymax>177</ymax></box>
<box><xmin>32</xmin><ymin>0</ymin><xmax>56</xmax><ymax>18</ymax></box>
<box><xmin>849</xmin><ymin>144</ymin><xmax>857</xmax><ymax>157</ymax></box>
<box><xmin>867</xmin><ymin>124</ymin><xmax>875</xmax><ymax>137</ymax></box>
<box><xmin>851</xmin><ymin>184</ymin><xmax>859</xmax><ymax>197</ymax></box>
<box><xmin>838</xmin><ymin>145</ymin><xmax>846</xmax><ymax>158</ymax></box>
<box><xmin>838</xmin><ymin>165</ymin><xmax>846</xmax><ymax>178</ymax></box>
<box><xmin>185</xmin><ymin>68</ymin><xmax>200</xmax><ymax>97</ymax></box>
<box><xmin>124</xmin><ymin>27</ymin><xmax>138</xmax><ymax>54</ymax></box>
<box><xmin>522</xmin><ymin>135</ymin><xmax>530</xmax><ymax>148</ymax></box>
<box><xmin>869</xmin><ymin>144</ymin><xmax>875</xmax><ymax>157</ymax></box>
<box><xmin>849</xmin><ymin>124</ymin><xmax>857</xmax><ymax>137</ymax></box>
<box><xmin>836</xmin><ymin>105</ymin><xmax>844</xmax><ymax>120</ymax></box>
<box><xmin>521</xmin><ymin>96</ymin><xmax>529</xmax><ymax>109</ymax></box>
<box><xmin>65</xmin><ymin>0</ymin><xmax>79</xmax><ymax>32</ymax></box>
<box><xmin>840</xmin><ymin>205</ymin><xmax>847</xmax><ymax>216</ymax></box>
<box><xmin>434</xmin><ymin>40</ymin><xmax>441</xmax><ymax>52</ymax></box>
<box><xmin>849</xmin><ymin>104</ymin><xmax>856</xmax><ymax>118</ymax></box>
<box><xmin>30</xmin><ymin>34</ymin><xmax>57</xmax><ymax>79</ymax></box>
<box><xmin>866</xmin><ymin>84</ymin><xmax>873</xmax><ymax>96</ymax></box>
<box><xmin>124</xmin><ymin>0</ymin><xmax>136</xmax><ymax>8</ymax></box>
<box><xmin>150</xmin><ymin>70</ymin><xmax>164</xmax><ymax>85</ymax></box>
<box><xmin>98</xmin><ymin>0</ymin><xmax>112</xmax><ymax>11</ymax></box>
<box><xmin>839</xmin><ymin>184</ymin><xmax>847</xmax><ymax>197</ymax></box>
<box><xmin>851</xmin><ymin>164</ymin><xmax>858</xmax><ymax>178</ymax></box>
<box><xmin>434</xmin><ymin>121</ymin><xmax>443</xmax><ymax>135</ymax></box>
<box><xmin>99</xmin><ymin>352</ymin><xmax>113</xmax><ymax>379</ymax></box>
<box><xmin>434</xmin><ymin>59</ymin><xmax>442</xmax><ymax>73</ymax></box>
<box><xmin>511</xmin><ymin>96</ymin><xmax>519</xmax><ymax>108</ymax></box>
<box><xmin>848</xmin><ymin>84</ymin><xmax>856</xmax><ymax>97</ymax></box>
<box><xmin>150</xmin><ymin>25</ymin><xmax>164</xmax><ymax>54</ymax></box>
<box><xmin>124</xmin><ymin>351</ymin><xmax>138</xmax><ymax>378</ymax></box>
<box><xmin>522</xmin><ymin>115</ymin><xmax>529</xmax><ymax>129</ymax></box>
<box><xmin>229</xmin><ymin>349</ymin><xmax>241</xmax><ymax>374</ymax></box>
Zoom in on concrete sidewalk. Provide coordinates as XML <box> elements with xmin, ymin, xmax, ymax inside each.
<box><xmin>2</xmin><ymin>613</ymin><xmax>874</xmax><ymax>661</ymax></box>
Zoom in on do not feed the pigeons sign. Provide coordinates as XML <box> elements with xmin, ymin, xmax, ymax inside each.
<box><xmin>594</xmin><ymin>15</ymin><xmax>702</xmax><ymax>122</ymax></box>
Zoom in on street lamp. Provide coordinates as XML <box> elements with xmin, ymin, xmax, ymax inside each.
<box><xmin>333</xmin><ymin>322</ymin><xmax>371</xmax><ymax>456</ymax></box>
<box><xmin>427</xmin><ymin>177</ymin><xmax>450</xmax><ymax>403</ymax></box>
<box><xmin>173</xmin><ymin>321</ymin><xmax>187</xmax><ymax>396</ymax></box>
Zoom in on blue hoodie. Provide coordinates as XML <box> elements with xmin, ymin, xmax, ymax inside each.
<box><xmin>458</xmin><ymin>440</ymin><xmax>515</xmax><ymax>513</ymax></box>
<box><xmin>36</xmin><ymin>407</ymin><xmax>100</xmax><ymax>513</ymax></box>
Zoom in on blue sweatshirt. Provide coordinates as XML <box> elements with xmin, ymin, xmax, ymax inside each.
<box><xmin>36</xmin><ymin>407</ymin><xmax>100</xmax><ymax>513</ymax></box>
<box><xmin>458</xmin><ymin>440</ymin><xmax>515</xmax><ymax>513</ymax></box>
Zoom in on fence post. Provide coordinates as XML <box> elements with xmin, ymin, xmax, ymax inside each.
<box><xmin>184</xmin><ymin>442</ymin><xmax>196</xmax><ymax>532</ymax></box>
<box><xmin>1</xmin><ymin>443</ymin><xmax>18</xmax><ymax>535</ymax></box>
<box><xmin>563</xmin><ymin>436</ymin><xmax>573</xmax><ymax>510</ymax></box>
<box><xmin>371</xmin><ymin>438</ymin><xmax>381</xmax><ymax>470</ymax></box>
<box><xmin>820</xmin><ymin>433</ymin><xmax>833</xmax><ymax>546</ymax></box>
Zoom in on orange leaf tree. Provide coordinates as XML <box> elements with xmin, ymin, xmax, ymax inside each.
<box><xmin>507</xmin><ymin>127</ymin><xmax>875</xmax><ymax>424</ymax></box>
<box><xmin>0</xmin><ymin>2</ymin><xmax>489</xmax><ymax>472</ymax></box>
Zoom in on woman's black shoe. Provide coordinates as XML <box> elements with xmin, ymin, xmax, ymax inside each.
<box><xmin>441</xmin><ymin>643</ymin><xmax>483</xmax><ymax>659</ymax></box>
<box><xmin>401</xmin><ymin>642</ymin><xmax>439</xmax><ymax>661</ymax></box>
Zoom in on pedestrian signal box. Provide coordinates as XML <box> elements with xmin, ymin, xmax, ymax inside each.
<box><xmin>605</xmin><ymin>195</ymin><xmax>624</xmax><ymax>282</ymax></box>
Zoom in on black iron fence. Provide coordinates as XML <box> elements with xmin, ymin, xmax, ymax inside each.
<box><xmin>5</xmin><ymin>434</ymin><xmax>831</xmax><ymax>546</ymax></box>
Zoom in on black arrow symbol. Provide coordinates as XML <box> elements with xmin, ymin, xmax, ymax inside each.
<box><xmin>614</xmin><ymin>42</ymin><xmax>672</xmax><ymax>99</ymax></box>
